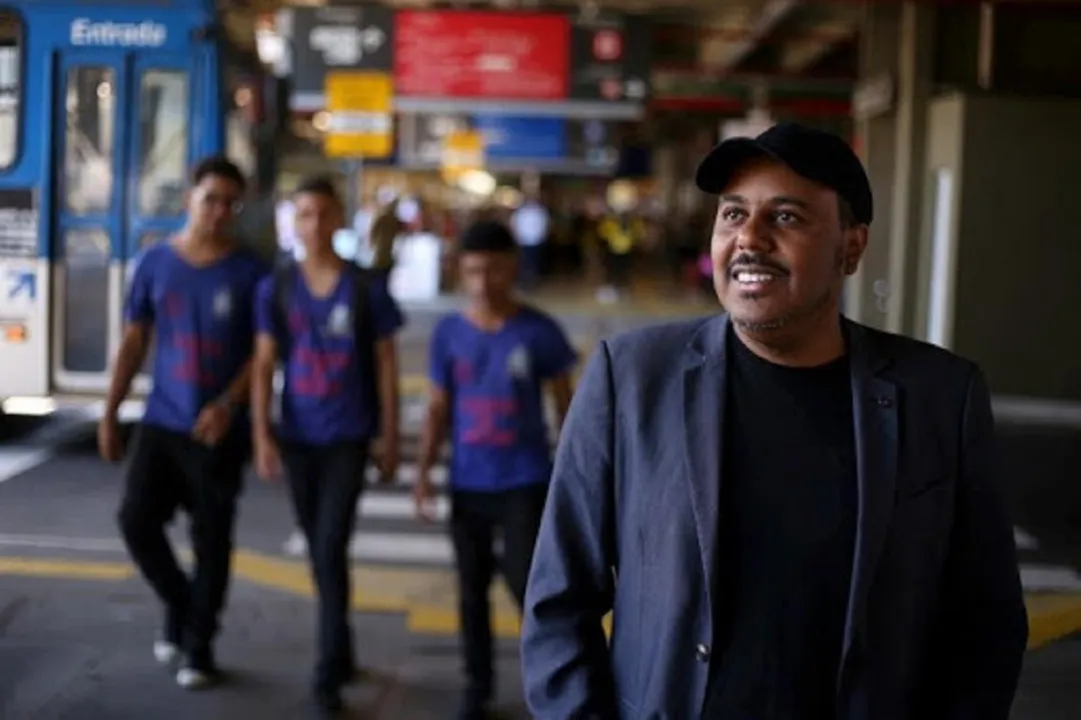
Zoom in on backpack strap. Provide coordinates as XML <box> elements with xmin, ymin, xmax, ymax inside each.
<box><xmin>346</xmin><ymin>262</ymin><xmax>379</xmax><ymax>407</ymax></box>
<box><xmin>341</xmin><ymin>263</ymin><xmax>384</xmax><ymax>442</ymax></box>
<box><xmin>270</xmin><ymin>258</ymin><xmax>298</xmax><ymax>353</ymax></box>
<box><xmin>348</xmin><ymin>261</ymin><xmax>372</xmax><ymax>338</ymax></box>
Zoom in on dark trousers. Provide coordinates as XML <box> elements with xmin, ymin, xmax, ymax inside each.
<box><xmin>281</xmin><ymin>440</ymin><xmax>368</xmax><ymax>690</ymax></box>
<box><xmin>605</xmin><ymin>250</ymin><xmax>633</xmax><ymax>289</ymax></box>
<box><xmin>117</xmin><ymin>424</ymin><xmax>246</xmax><ymax>658</ymax></box>
<box><xmin>519</xmin><ymin>245</ymin><xmax>544</xmax><ymax>289</ymax></box>
<box><xmin>451</xmin><ymin>483</ymin><xmax>548</xmax><ymax>698</ymax></box>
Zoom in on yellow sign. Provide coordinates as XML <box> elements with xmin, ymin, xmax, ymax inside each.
<box><xmin>441</xmin><ymin>130</ymin><xmax>485</xmax><ymax>183</ymax></box>
<box><xmin>324</xmin><ymin>71</ymin><xmax>394</xmax><ymax>159</ymax></box>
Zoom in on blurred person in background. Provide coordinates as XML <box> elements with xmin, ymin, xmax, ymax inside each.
<box><xmin>104</xmin><ymin>156</ymin><xmax>267</xmax><ymax>691</ymax></box>
<box><xmin>414</xmin><ymin>220</ymin><xmax>577</xmax><ymax>720</ymax></box>
<box><xmin>368</xmin><ymin>197</ymin><xmax>404</xmax><ymax>275</ymax></box>
<box><xmin>596</xmin><ymin>207</ymin><xmax>645</xmax><ymax>303</ymax></box>
<box><xmin>251</xmin><ymin>176</ymin><xmax>404</xmax><ymax>716</ymax></box>
<box><xmin>510</xmin><ymin>193</ymin><xmax>550</xmax><ymax>290</ymax></box>
<box><xmin>276</xmin><ymin>188</ymin><xmax>300</xmax><ymax>261</ymax></box>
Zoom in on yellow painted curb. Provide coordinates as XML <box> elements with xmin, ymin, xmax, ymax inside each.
<box><xmin>399</xmin><ymin>374</ymin><xmax>428</xmax><ymax>397</ymax></box>
<box><xmin>404</xmin><ymin>609</ymin><xmax>615</xmax><ymax>641</ymax></box>
<box><xmin>0</xmin><ymin>557</ymin><xmax>134</xmax><ymax>581</ymax></box>
<box><xmin>233</xmin><ymin>550</ymin><xmax>438</xmax><ymax>614</ymax></box>
<box><xmin>13</xmin><ymin>552</ymin><xmax>1078</xmax><ymax>651</ymax></box>
<box><xmin>1025</xmin><ymin>592</ymin><xmax>1081</xmax><ymax>649</ymax></box>
<box><xmin>408</xmin><ymin>605</ymin><xmax>522</xmax><ymax>638</ymax></box>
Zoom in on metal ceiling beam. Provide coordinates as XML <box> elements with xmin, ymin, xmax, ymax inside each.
<box><xmin>778</xmin><ymin>3</ymin><xmax>862</xmax><ymax>73</ymax></box>
<box><xmin>780</xmin><ymin>21</ymin><xmax>857</xmax><ymax>71</ymax></box>
<box><xmin>702</xmin><ymin>0</ymin><xmax>803</xmax><ymax>70</ymax></box>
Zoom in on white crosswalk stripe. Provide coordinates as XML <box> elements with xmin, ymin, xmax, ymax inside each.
<box><xmin>282</xmin><ymin>395</ymin><xmax>552</xmax><ymax>567</ymax></box>
<box><xmin>281</xmin><ymin>396</ymin><xmax>455</xmax><ymax>566</ymax></box>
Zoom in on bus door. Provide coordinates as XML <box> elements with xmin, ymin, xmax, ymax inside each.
<box><xmin>52</xmin><ymin>50</ymin><xmax>193</xmax><ymax>396</ymax></box>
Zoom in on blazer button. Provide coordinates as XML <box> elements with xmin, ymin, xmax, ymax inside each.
<box><xmin>695</xmin><ymin>643</ymin><xmax>711</xmax><ymax>662</ymax></box>
<box><xmin>876</xmin><ymin>396</ymin><xmax>893</xmax><ymax>408</ymax></box>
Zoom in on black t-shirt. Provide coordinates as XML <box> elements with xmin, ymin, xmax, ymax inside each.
<box><xmin>703</xmin><ymin>328</ymin><xmax>858</xmax><ymax>719</ymax></box>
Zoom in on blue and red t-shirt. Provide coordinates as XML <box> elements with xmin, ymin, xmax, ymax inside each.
<box><xmin>429</xmin><ymin>307</ymin><xmax>578</xmax><ymax>493</ymax></box>
<box><xmin>124</xmin><ymin>242</ymin><xmax>268</xmax><ymax>433</ymax></box>
<box><xmin>254</xmin><ymin>266</ymin><xmax>404</xmax><ymax>445</ymax></box>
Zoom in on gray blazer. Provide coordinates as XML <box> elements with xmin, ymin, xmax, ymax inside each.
<box><xmin>521</xmin><ymin>314</ymin><xmax>1028</xmax><ymax>720</ymax></box>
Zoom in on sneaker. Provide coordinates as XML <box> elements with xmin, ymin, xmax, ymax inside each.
<box><xmin>176</xmin><ymin>652</ymin><xmax>219</xmax><ymax>691</ymax></box>
<box><xmin>313</xmin><ymin>686</ymin><xmax>344</xmax><ymax>717</ymax></box>
<box><xmin>457</xmin><ymin>689</ymin><xmax>493</xmax><ymax>720</ymax></box>
<box><xmin>337</xmin><ymin>657</ymin><xmax>366</xmax><ymax>686</ymax></box>
<box><xmin>152</xmin><ymin>640</ymin><xmax>180</xmax><ymax>667</ymax></box>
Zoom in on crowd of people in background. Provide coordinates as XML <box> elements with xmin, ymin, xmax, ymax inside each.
<box><xmin>300</xmin><ymin>182</ymin><xmax>720</xmax><ymax>306</ymax></box>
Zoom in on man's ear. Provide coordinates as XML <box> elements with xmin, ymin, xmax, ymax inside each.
<box><xmin>843</xmin><ymin>225</ymin><xmax>869</xmax><ymax>276</ymax></box>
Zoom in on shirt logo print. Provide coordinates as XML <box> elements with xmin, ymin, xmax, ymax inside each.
<box><xmin>506</xmin><ymin>344</ymin><xmax>531</xmax><ymax>379</ymax></box>
<box><xmin>212</xmin><ymin>288</ymin><xmax>232</xmax><ymax>319</ymax></box>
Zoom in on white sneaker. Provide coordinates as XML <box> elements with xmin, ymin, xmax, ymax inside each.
<box><xmin>176</xmin><ymin>666</ymin><xmax>213</xmax><ymax>690</ymax></box>
<box><xmin>153</xmin><ymin>640</ymin><xmax>180</xmax><ymax>666</ymax></box>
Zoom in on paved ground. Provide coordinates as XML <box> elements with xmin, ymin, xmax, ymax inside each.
<box><xmin>0</xmin><ymin>577</ymin><xmax>526</xmax><ymax>720</ymax></box>
<box><xmin>2</xmin><ymin>295</ymin><xmax>1081</xmax><ymax>718</ymax></box>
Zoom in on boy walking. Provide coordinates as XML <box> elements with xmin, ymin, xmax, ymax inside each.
<box><xmin>102</xmin><ymin>156</ymin><xmax>267</xmax><ymax>689</ymax></box>
<box><xmin>413</xmin><ymin>220</ymin><xmax>577</xmax><ymax>720</ymax></box>
<box><xmin>250</xmin><ymin>176</ymin><xmax>403</xmax><ymax>716</ymax></box>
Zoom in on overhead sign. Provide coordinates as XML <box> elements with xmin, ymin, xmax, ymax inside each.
<box><xmin>398</xmin><ymin>113</ymin><xmax>469</xmax><ymax>166</ymax></box>
<box><xmin>0</xmin><ymin>189</ymin><xmax>38</xmax><ymax>259</ymax></box>
<box><xmin>6</xmin><ymin>267</ymin><xmax>36</xmax><ymax>303</ymax></box>
<box><xmin>566</xmin><ymin>119</ymin><xmax>619</xmax><ymax>170</ymax></box>
<box><xmin>324</xmin><ymin>71</ymin><xmax>394</xmax><ymax>159</ymax></box>
<box><xmin>292</xmin><ymin>5</ymin><xmax>394</xmax><ymax>102</ymax></box>
<box><xmin>398</xmin><ymin>114</ymin><xmax>616</xmax><ymax>173</ymax></box>
<box><xmin>570</xmin><ymin>13</ymin><xmax>651</xmax><ymax>103</ymax></box>
<box><xmin>69</xmin><ymin>19</ymin><xmax>167</xmax><ymax>48</ymax></box>
<box><xmin>473</xmin><ymin>115</ymin><xmax>566</xmax><ymax>162</ymax></box>
<box><xmin>395</xmin><ymin>11</ymin><xmax>569</xmax><ymax>100</ymax></box>
<box><xmin>441</xmin><ymin>130</ymin><xmax>485</xmax><ymax>182</ymax></box>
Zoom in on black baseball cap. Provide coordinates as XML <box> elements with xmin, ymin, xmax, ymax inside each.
<box><xmin>695</xmin><ymin>122</ymin><xmax>874</xmax><ymax>226</ymax></box>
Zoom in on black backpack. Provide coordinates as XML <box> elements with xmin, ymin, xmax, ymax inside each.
<box><xmin>268</xmin><ymin>258</ymin><xmax>379</xmax><ymax>412</ymax></box>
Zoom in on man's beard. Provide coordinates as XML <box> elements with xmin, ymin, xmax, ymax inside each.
<box><xmin>731</xmin><ymin>249</ymin><xmax>845</xmax><ymax>333</ymax></box>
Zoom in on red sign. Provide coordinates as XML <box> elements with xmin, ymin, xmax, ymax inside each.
<box><xmin>394</xmin><ymin>11</ymin><xmax>569</xmax><ymax>100</ymax></box>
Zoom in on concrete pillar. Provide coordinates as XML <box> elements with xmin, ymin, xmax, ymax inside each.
<box><xmin>886</xmin><ymin>2</ymin><xmax>935</xmax><ymax>336</ymax></box>
<box><xmin>847</xmin><ymin>1</ymin><xmax>935</xmax><ymax>336</ymax></box>
<box><xmin>846</xmin><ymin>2</ymin><xmax>900</xmax><ymax>330</ymax></box>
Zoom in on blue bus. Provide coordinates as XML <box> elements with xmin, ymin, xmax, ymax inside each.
<box><xmin>0</xmin><ymin>0</ymin><xmax>271</xmax><ymax>408</ymax></box>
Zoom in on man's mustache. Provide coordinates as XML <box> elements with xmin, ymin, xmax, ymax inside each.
<box><xmin>727</xmin><ymin>253</ymin><xmax>789</xmax><ymax>275</ymax></box>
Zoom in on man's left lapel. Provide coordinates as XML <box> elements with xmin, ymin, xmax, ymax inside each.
<box><xmin>838</xmin><ymin>320</ymin><xmax>899</xmax><ymax>685</ymax></box>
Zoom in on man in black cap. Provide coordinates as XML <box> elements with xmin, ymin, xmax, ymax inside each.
<box><xmin>520</xmin><ymin>123</ymin><xmax>1027</xmax><ymax>719</ymax></box>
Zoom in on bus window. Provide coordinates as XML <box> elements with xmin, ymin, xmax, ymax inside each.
<box><xmin>0</xmin><ymin>10</ymin><xmax>20</xmax><ymax>170</ymax></box>
<box><xmin>138</xmin><ymin>70</ymin><xmax>189</xmax><ymax>216</ymax></box>
<box><xmin>62</xmin><ymin>228</ymin><xmax>110</xmax><ymax>373</ymax></box>
<box><xmin>64</xmin><ymin>66</ymin><xmax>116</xmax><ymax>214</ymax></box>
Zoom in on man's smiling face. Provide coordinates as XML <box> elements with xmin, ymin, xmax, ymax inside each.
<box><xmin>711</xmin><ymin>156</ymin><xmax>866</xmax><ymax>336</ymax></box>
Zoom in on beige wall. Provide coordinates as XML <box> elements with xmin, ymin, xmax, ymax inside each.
<box><xmin>919</xmin><ymin>93</ymin><xmax>1081</xmax><ymax>400</ymax></box>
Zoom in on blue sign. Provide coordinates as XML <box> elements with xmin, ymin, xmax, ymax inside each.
<box><xmin>472</xmin><ymin>115</ymin><xmax>567</xmax><ymax>162</ymax></box>
<box><xmin>7</xmin><ymin>269</ymin><xmax>35</xmax><ymax>301</ymax></box>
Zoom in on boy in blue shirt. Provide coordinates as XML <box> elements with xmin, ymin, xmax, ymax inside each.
<box><xmin>100</xmin><ymin>156</ymin><xmax>267</xmax><ymax>690</ymax></box>
<box><xmin>250</xmin><ymin>176</ymin><xmax>403</xmax><ymax>716</ymax></box>
<box><xmin>414</xmin><ymin>220</ymin><xmax>577</xmax><ymax>720</ymax></box>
